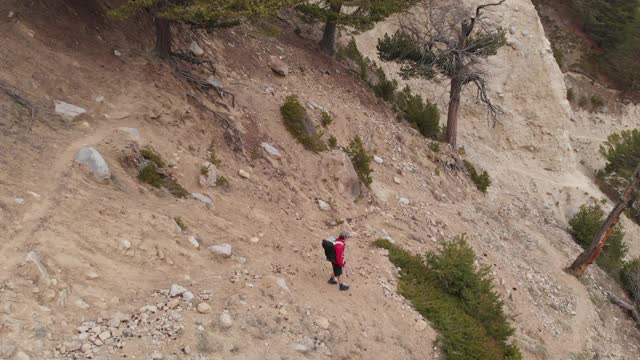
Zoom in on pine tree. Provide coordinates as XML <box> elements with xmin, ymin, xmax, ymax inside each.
<box><xmin>110</xmin><ymin>0</ymin><xmax>299</xmax><ymax>59</ymax></box>
<box><xmin>376</xmin><ymin>0</ymin><xmax>506</xmax><ymax>148</ymax></box>
<box><xmin>296</xmin><ymin>0</ymin><xmax>419</xmax><ymax>55</ymax></box>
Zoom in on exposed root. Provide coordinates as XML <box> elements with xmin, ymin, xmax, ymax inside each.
<box><xmin>0</xmin><ymin>81</ymin><xmax>35</xmax><ymax>119</ymax></box>
<box><xmin>186</xmin><ymin>93</ymin><xmax>244</xmax><ymax>154</ymax></box>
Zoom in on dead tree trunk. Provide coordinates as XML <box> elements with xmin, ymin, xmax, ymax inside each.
<box><xmin>568</xmin><ymin>164</ymin><xmax>640</xmax><ymax>276</ymax></box>
<box><xmin>320</xmin><ymin>3</ymin><xmax>342</xmax><ymax>55</ymax></box>
<box><xmin>154</xmin><ymin>17</ymin><xmax>172</xmax><ymax>59</ymax></box>
<box><xmin>447</xmin><ymin>78</ymin><xmax>462</xmax><ymax>148</ymax></box>
<box><xmin>607</xmin><ymin>292</ymin><xmax>639</xmax><ymax>324</ymax></box>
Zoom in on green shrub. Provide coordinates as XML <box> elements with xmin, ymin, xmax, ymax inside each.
<box><xmin>621</xmin><ymin>258</ymin><xmax>640</xmax><ymax>304</ymax></box>
<box><xmin>578</xmin><ymin>96</ymin><xmax>589</xmax><ymax>108</ymax></box>
<box><xmin>346</xmin><ymin>135</ymin><xmax>373</xmax><ymax>187</ymax></box>
<box><xmin>590</xmin><ymin>95</ymin><xmax>605</xmax><ymax>110</ymax></box>
<box><xmin>569</xmin><ymin>204</ymin><xmax>628</xmax><ymax>279</ymax></box>
<box><xmin>137</xmin><ymin>149</ymin><xmax>189</xmax><ymax>198</ymax></box>
<box><xmin>600</xmin><ymin>129</ymin><xmax>640</xmax><ymax>189</ymax></box>
<box><xmin>395</xmin><ymin>86</ymin><xmax>440</xmax><ymax>139</ymax></box>
<box><xmin>320</xmin><ymin>111</ymin><xmax>333</xmax><ymax>127</ymax></box>
<box><xmin>464</xmin><ymin>160</ymin><xmax>492</xmax><ymax>194</ymax></box>
<box><xmin>430</xmin><ymin>142</ymin><xmax>441</xmax><ymax>153</ymax></box>
<box><xmin>567</xmin><ymin>88</ymin><xmax>575</xmax><ymax>102</ymax></box>
<box><xmin>372</xmin><ymin>67</ymin><xmax>397</xmax><ymax>102</ymax></box>
<box><xmin>141</xmin><ymin>147</ymin><xmax>166</xmax><ymax>168</ymax></box>
<box><xmin>337</xmin><ymin>37</ymin><xmax>369</xmax><ymax>81</ymax></box>
<box><xmin>374</xmin><ymin>237</ymin><xmax>521</xmax><ymax>360</ymax></box>
<box><xmin>174</xmin><ymin>217</ymin><xmax>187</xmax><ymax>231</ymax></box>
<box><xmin>328</xmin><ymin>135</ymin><xmax>338</xmax><ymax>149</ymax></box>
<box><xmin>216</xmin><ymin>175</ymin><xmax>229</xmax><ymax>187</ymax></box>
<box><xmin>280</xmin><ymin>95</ymin><xmax>326</xmax><ymax>152</ymax></box>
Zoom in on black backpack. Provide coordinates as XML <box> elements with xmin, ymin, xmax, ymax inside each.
<box><xmin>322</xmin><ymin>239</ymin><xmax>336</xmax><ymax>262</ymax></box>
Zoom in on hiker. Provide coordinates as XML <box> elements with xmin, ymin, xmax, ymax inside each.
<box><xmin>324</xmin><ymin>230</ymin><xmax>352</xmax><ymax>291</ymax></box>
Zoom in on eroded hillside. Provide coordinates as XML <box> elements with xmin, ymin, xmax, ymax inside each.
<box><xmin>0</xmin><ymin>0</ymin><xmax>639</xmax><ymax>359</ymax></box>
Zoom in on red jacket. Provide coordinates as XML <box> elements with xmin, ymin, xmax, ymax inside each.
<box><xmin>334</xmin><ymin>238</ymin><xmax>346</xmax><ymax>267</ymax></box>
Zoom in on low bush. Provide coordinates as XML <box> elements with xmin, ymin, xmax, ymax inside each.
<box><xmin>464</xmin><ymin>160</ymin><xmax>491</xmax><ymax>194</ymax></box>
<box><xmin>569</xmin><ymin>204</ymin><xmax>628</xmax><ymax>279</ymax></box>
<box><xmin>174</xmin><ymin>217</ymin><xmax>187</xmax><ymax>231</ymax></box>
<box><xmin>395</xmin><ymin>86</ymin><xmax>440</xmax><ymax>139</ymax></box>
<box><xmin>337</xmin><ymin>37</ymin><xmax>369</xmax><ymax>81</ymax></box>
<box><xmin>374</xmin><ymin>237</ymin><xmax>521</xmax><ymax>360</ymax></box>
<box><xmin>621</xmin><ymin>258</ymin><xmax>640</xmax><ymax>304</ymax></box>
<box><xmin>567</xmin><ymin>88</ymin><xmax>575</xmax><ymax>102</ymax></box>
<box><xmin>280</xmin><ymin>95</ymin><xmax>326</xmax><ymax>152</ymax></box>
<box><xmin>328</xmin><ymin>135</ymin><xmax>338</xmax><ymax>149</ymax></box>
<box><xmin>372</xmin><ymin>66</ymin><xmax>398</xmax><ymax>102</ymax></box>
<box><xmin>215</xmin><ymin>175</ymin><xmax>229</xmax><ymax>187</ymax></box>
<box><xmin>430</xmin><ymin>142</ymin><xmax>441</xmax><ymax>153</ymax></box>
<box><xmin>137</xmin><ymin>148</ymin><xmax>189</xmax><ymax>198</ymax></box>
<box><xmin>590</xmin><ymin>95</ymin><xmax>605</xmax><ymax>110</ymax></box>
<box><xmin>320</xmin><ymin>111</ymin><xmax>333</xmax><ymax>127</ymax></box>
<box><xmin>346</xmin><ymin>135</ymin><xmax>373</xmax><ymax>187</ymax></box>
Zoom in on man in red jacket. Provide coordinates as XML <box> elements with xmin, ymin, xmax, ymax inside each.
<box><xmin>328</xmin><ymin>231</ymin><xmax>351</xmax><ymax>291</ymax></box>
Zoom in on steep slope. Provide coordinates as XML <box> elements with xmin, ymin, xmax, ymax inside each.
<box><xmin>0</xmin><ymin>1</ymin><xmax>639</xmax><ymax>360</ymax></box>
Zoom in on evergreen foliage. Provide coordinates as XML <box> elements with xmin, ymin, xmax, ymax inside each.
<box><xmin>297</xmin><ymin>0</ymin><xmax>418</xmax><ymax>31</ymax></box>
<box><xmin>373</xmin><ymin>237</ymin><xmax>522</xmax><ymax>360</ymax></box>
<box><xmin>346</xmin><ymin>135</ymin><xmax>373</xmax><ymax>187</ymax></box>
<box><xmin>280</xmin><ymin>95</ymin><xmax>326</xmax><ymax>152</ymax></box>
<box><xmin>569</xmin><ymin>204</ymin><xmax>628</xmax><ymax>279</ymax></box>
<box><xmin>464</xmin><ymin>160</ymin><xmax>492</xmax><ymax>194</ymax></box>
<box><xmin>394</xmin><ymin>86</ymin><xmax>440</xmax><ymax>139</ymax></box>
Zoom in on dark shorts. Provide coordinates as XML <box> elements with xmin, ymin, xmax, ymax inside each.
<box><xmin>332</xmin><ymin>262</ymin><xmax>343</xmax><ymax>277</ymax></box>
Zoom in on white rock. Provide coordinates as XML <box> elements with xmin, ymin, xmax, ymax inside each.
<box><xmin>14</xmin><ymin>197</ymin><xmax>25</xmax><ymax>205</ymax></box>
<box><xmin>276</xmin><ymin>277</ymin><xmax>290</xmax><ymax>292</ymax></box>
<box><xmin>219</xmin><ymin>311</ymin><xmax>233</xmax><ymax>328</ymax></box>
<box><xmin>75</xmin><ymin>147</ymin><xmax>111</xmax><ymax>181</ymax></box>
<box><xmin>55</xmin><ymin>100</ymin><xmax>86</xmax><ymax>120</ymax></box>
<box><xmin>120</xmin><ymin>239</ymin><xmax>131</xmax><ymax>250</ymax></box>
<box><xmin>393</xmin><ymin>176</ymin><xmax>401</xmax><ymax>184</ymax></box>
<box><xmin>26</xmin><ymin>191</ymin><xmax>40</xmax><ymax>198</ymax></box>
<box><xmin>86</xmin><ymin>271</ymin><xmax>99</xmax><ymax>280</ymax></box>
<box><xmin>291</xmin><ymin>343</ymin><xmax>308</xmax><ymax>353</ymax></box>
<box><xmin>191</xmin><ymin>192</ymin><xmax>213</xmax><ymax>205</ymax></box>
<box><xmin>7</xmin><ymin>11</ymin><xmax>15</xmax><ymax>18</ymax></box>
<box><xmin>415</xmin><ymin>320</ymin><xmax>428</xmax><ymax>331</ymax></box>
<box><xmin>25</xmin><ymin>251</ymin><xmax>48</xmax><ymax>278</ymax></box>
<box><xmin>208</xmin><ymin>243</ymin><xmax>232</xmax><ymax>257</ymax></box>
<box><xmin>314</xmin><ymin>316</ymin><xmax>330</xmax><ymax>329</ymax></box>
<box><xmin>98</xmin><ymin>331</ymin><xmax>111</xmax><ymax>341</ymax></box>
<box><xmin>15</xmin><ymin>351</ymin><xmax>30</xmax><ymax>360</ymax></box>
<box><xmin>507</xmin><ymin>38</ymin><xmax>522</xmax><ymax>50</ymax></box>
<box><xmin>182</xmin><ymin>291</ymin><xmax>194</xmax><ymax>303</ymax></box>
<box><xmin>238</xmin><ymin>169</ymin><xmax>251</xmax><ymax>179</ymax></box>
<box><xmin>113</xmin><ymin>50</ymin><xmax>122</xmax><ymax>57</ymax></box>
<box><xmin>269</xmin><ymin>55</ymin><xmax>288</xmax><ymax>76</ymax></box>
<box><xmin>249</xmin><ymin>237</ymin><xmax>260</xmax><ymax>243</ymax></box>
<box><xmin>74</xmin><ymin>298</ymin><xmax>90</xmax><ymax>309</ymax></box>
<box><xmin>94</xmin><ymin>95</ymin><xmax>105</xmax><ymax>103</ymax></box>
<box><xmin>189</xmin><ymin>41</ymin><xmax>204</xmax><ymax>56</ymax></box>
<box><xmin>399</xmin><ymin>197</ymin><xmax>410</xmax><ymax>206</ymax></box>
<box><xmin>261</xmin><ymin>143</ymin><xmax>281</xmax><ymax>157</ymax></box>
<box><xmin>373</xmin><ymin>155</ymin><xmax>384</xmax><ymax>164</ymax></box>
<box><xmin>317</xmin><ymin>199</ymin><xmax>331</xmax><ymax>211</ymax></box>
<box><xmin>197</xmin><ymin>303</ymin><xmax>211</xmax><ymax>314</ymax></box>
<box><xmin>169</xmin><ymin>284</ymin><xmax>189</xmax><ymax>297</ymax></box>
<box><xmin>150</xmin><ymin>351</ymin><xmax>163</xmax><ymax>360</ymax></box>
<box><xmin>188</xmin><ymin>236</ymin><xmax>200</xmax><ymax>248</ymax></box>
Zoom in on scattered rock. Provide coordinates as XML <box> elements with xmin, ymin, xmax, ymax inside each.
<box><xmin>219</xmin><ymin>311</ymin><xmax>233</xmax><ymax>328</ymax></box>
<box><xmin>14</xmin><ymin>197</ymin><xmax>25</xmax><ymax>205</ymax></box>
<box><xmin>86</xmin><ymin>271</ymin><xmax>99</xmax><ymax>280</ymax></box>
<box><xmin>276</xmin><ymin>277</ymin><xmax>290</xmax><ymax>292</ymax></box>
<box><xmin>188</xmin><ymin>236</ymin><xmax>200</xmax><ymax>248</ymax></box>
<box><xmin>26</xmin><ymin>191</ymin><xmax>40</xmax><ymax>199</ymax></box>
<box><xmin>120</xmin><ymin>239</ymin><xmax>132</xmax><ymax>250</ymax></box>
<box><xmin>507</xmin><ymin>38</ymin><xmax>522</xmax><ymax>50</ymax></box>
<box><xmin>208</xmin><ymin>243</ymin><xmax>232</xmax><ymax>257</ymax></box>
<box><xmin>150</xmin><ymin>351</ymin><xmax>163</xmax><ymax>360</ymax></box>
<box><xmin>167</xmin><ymin>298</ymin><xmax>180</xmax><ymax>309</ymax></box>
<box><xmin>202</xmin><ymin>164</ymin><xmax>218</xmax><ymax>187</ymax></box>
<box><xmin>191</xmin><ymin>192</ymin><xmax>213</xmax><ymax>205</ymax></box>
<box><xmin>317</xmin><ymin>199</ymin><xmax>331</xmax><ymax>211</ymax></box>
<box><xmin>269</xmin><ymin>55</ymin><xmax>288</xmax><ymax>76</ymax></box>
<box><xmin>314</xmin><ymin>316</ymin><xmax>330</xmax><ymax>329</ymax></box>
<box><xmin>169</xmin><ymin>284</ymin><xmax>189</xmax><ymax>297</ymax></box>
<box><xmin>54</xmin><ymin>100</ymin><xmax>86</xmax><ymax>120</ymax></box>
<box><xmin>399</xmin><ymin>197</ymin><xmax>410</xmax><ymax>206</ymax></box>
<box><xmin>189</xmin><ymin>41</ymin><xmax>204</xmax><ymax>56</ymax></box>
<box><xmin>0</xmin><ymin>343</ymin><xmax>16</xmax><ymax>359</ymax></box>
<box><xmin>197</xmin><ymin>303</ymin><xmax>211</xmax><ymax>314</ymax></box>
<box><xmin>25</xmin><ymin>251</ymin><xmax>49</xmax><ymax>279</ymax></box>
<box><xmin>113</xmin><ymin>49</ymin><xmax>122</xmax><ymax>57</ymax></box>
<box><xmin>206</xmin><ymin>76</ymin><xmax>223</xmax><ymax>89</ymax></box>
<box><xmin>249</xmin><ymin>237</ymin><xmax>260</xmax><ymax>244</ymax></box>
<box><xmin>7</xmin><ymin>11</ymin><xmax>14</xmax><ymax>19</ymax></box>
<box><xmin>94</xmin><ymin>95</ymin><xmax>105</xmax><ymax>103</ymax></box>
<box><xmin>261</xmin><ymin>142</ymin><xmax>281</xmax><ymax>158</ymax></box>
<box><xmin>393</xmin><ymin>176</ymin><xmax>401</xmax><ymax>184</ymax></box>
<box><xmin>415</xmin><ymin>320</ymin><xmax>428</xmax><ymax>331</ymax></box>
<box><xmin>291</xmin><ymin>343</ymin><xmax>308</xmax><ymax>353</ymax></box>
<box><xmin>75</xmin><ymin>147</ymin><xmax>111</xmax><ymax>181</ymax></box>
<box><xmin>238</xmin><ymin>169</ymin><xmax>251</xmax><ymax>179</ymax></box>
<box><xmin>373</xmin><ymin>155</ymin><xmax>384</xmax><ymax>164</ymax></box>
<box><xmin>74</xmin><ymin>298</ymin><xmax>90</xmax><ymax>309</ymax></box>
<box><xmin>182</xmin><ymin>291</ymin><xmax>194</xmax><ymax>303</ymax></box>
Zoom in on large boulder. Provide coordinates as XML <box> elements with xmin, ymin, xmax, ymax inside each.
<box><xmin>55</xmin><ymin>100</ymin><xmax>86</xmax><ymax>120</ymax></box>
<box><xmin>269</xmin><ymin>56</ymin><xmax>288</xmax><ymax>76</ymax></box>
<box><xmin>323</xmin><ymin>151</ymin><xmax>361</xmax><ymax>199</ymax></box>
<box><xmin>74</xmin><ymin>147</ymin><xmax>111</xmax><ymax>181</ymax></box>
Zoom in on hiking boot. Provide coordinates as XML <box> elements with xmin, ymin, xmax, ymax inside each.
<box><xmin>339</xmin><ymin>284</ymin><xmax>350</xmax><ymax>291</ymax></box>
<box><xmin>328</xmin><ymin>277</ymin><xmax>338</xmax><ymax>285</ymax></box>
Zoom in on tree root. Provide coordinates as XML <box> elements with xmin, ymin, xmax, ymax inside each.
<box><xmin>0</xmin><ymin>81</ymin><xmax>35</xmax><ymax>119</ymax></box>
<box><xmin>171</xmin><ymin>50</ymin><xmax>236</xmax><ymax>107</ymax></box>
<box><xmin>186</xmin><ymin>93</ymin><xmax>244</xmax><ymax>154</ymax></box>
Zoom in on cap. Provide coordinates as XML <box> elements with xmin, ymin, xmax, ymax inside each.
<box><xmin>340</xmin><ymin>230</ymin><xmax>352</xmax><ymax>239</ymax></box>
